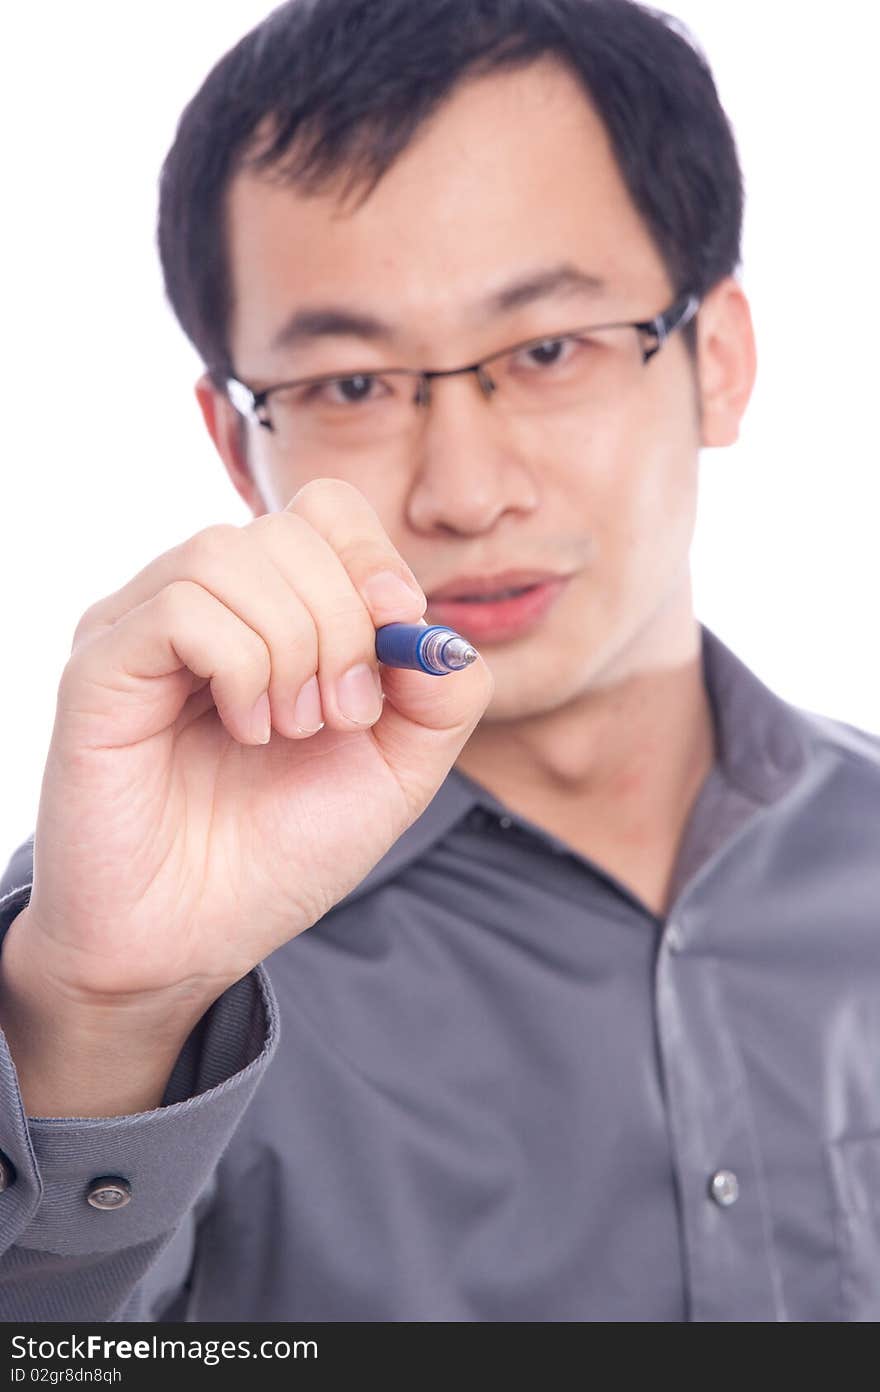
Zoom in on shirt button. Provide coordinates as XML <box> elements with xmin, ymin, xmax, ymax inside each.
<box><xmin>709</xmin><ymin>1169</ymin><xmax>739</xmax><ymax>1207</ymax></box>
<box><xmin>498</xmin><ymin>816</ymin><xmax>512</xmax><ymax>829</ymax></box>
<box><xmin>0</xmin><ymin>1151</ymin><xmax>16</xmax><ymax>1191</ymax></box>
<box><xmin>665</xmin><ymin>923</ymin><xmax>683</xmax><ymax>952</ymax></box>
<box><xmin>86</xmin><ymin>1177</ymin><xmax>132</xmax><ymax>1211</ymax></box>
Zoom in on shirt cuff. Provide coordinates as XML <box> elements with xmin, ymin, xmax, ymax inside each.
<box><xmin>0</xmin><ymin>878</ymin><xmax>280</xmax><ymax>1257</ymax></box>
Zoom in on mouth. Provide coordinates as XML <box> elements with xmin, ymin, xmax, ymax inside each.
<box><xmin>425</xmin><ymin>576</ymin><xmax>570</xmax><ymax>643</ymax></box>
<box><xmin>448</xmin><ymin>584</ymin><xmax>538</xmax><ymax>603</ymax></box>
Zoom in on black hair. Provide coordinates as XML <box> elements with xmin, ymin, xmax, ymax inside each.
<box><xmin>157</xmin><ymin>0</ymin><xmax>744</xmax><ymax>389</ymax></box>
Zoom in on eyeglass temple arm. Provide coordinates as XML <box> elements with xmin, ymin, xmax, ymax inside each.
<box><xmin>225</xmin><ymin>376</ymin><xmax>278</xmax><ymax>429</ymax></box>
<box><xmin>640</xmin><ymin>292</ymin><xmax>700</xmax><ymax>361</ymax></box>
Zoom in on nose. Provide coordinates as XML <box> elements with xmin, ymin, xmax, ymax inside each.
<box><xmin>404</xmin><ymin>369</ymin><xmax>539</xmax><ymax>535</ymax></box>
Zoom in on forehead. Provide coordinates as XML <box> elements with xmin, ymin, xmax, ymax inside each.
<box><xmin>226</xmin><ymin>57</ymin><xmax>668</xmax><ymax>366</ymax></box>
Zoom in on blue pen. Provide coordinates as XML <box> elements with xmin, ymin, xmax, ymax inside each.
<box><xmin>375</xmin><ymin>622</ymin><xmax>479</xmax><ymax>675</ymax></box>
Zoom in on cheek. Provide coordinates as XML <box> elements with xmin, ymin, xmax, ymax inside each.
<box><xmin>529</xmin><ymin>390</ymin><xmax>699</xmax><ymax>574</ymax></box>
<box><xmin>612</xmin><ymin>414</ymin><xmax>701</xmax><ymax>598</ymax></box>
<box><xmin>259</xmin><ymin>438</ymin><xmax>404</xmax><ymax>517</ymax></box>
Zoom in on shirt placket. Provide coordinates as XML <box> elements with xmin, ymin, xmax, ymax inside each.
<box><xmin>655</xmin><ymin>927</ymin><xmax>787</xmax><ymax>1320</ymax></box>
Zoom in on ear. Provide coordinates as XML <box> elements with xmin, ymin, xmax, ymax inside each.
<box><xmin>194</xmin><ymin>373</ymin><xmax>269</xmax><ymax>515</ymax></box>
<box><xmin>695</xmin><ymin>277</ymin><xmax>757</xmax><ymax>448</ymax></box>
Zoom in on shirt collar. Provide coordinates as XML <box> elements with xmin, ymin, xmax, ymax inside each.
<box><xmin>700</xmin><ymin>621</ymin><xmax>809</xmax><ymax>804</ymax></box>
<box><xmin>335</xmin><ymin>620</ymin><xmax>812</xmax><ymax>910</ymax></box>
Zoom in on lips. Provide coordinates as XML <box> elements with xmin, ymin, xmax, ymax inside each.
<box><xmin>427</xmin><ymin>569</ymin><xmax>566</xmax><ymax>601</ymax></box>
<box><xmin>454</xmin><ymin>586</ymin><xmax>534</xmax><ymax>602</ymax></box>
<box><xmin>425</xmin><ymin>574</ymin><xmax>571</xmax><ymax>644</ymax></box>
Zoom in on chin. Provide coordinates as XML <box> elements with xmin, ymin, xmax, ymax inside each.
<box><xmin>474</xmin><ymin>660</ymin><xmax>580</xmax><ymax>724</ymax></box>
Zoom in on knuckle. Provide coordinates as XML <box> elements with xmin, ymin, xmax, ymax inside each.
<box><xmin>347</xmin><ymin>539</ymin><xmax>405</xmax><ymax>576</ymax></box>
<box><xmin>289</xmin><ymin>477</ymin><xmax>359</xmax><ymax>503</ymax></box>
<box><xmin>247</xmin><ymin>638</ymin><xmax>272</xmax><ymax>683</ymax></box>
<box><xmin>318</xmin><ymin>592</ymin><xmax>373</xmax><ymax>626</ymax></box>
<box><xmin>71</xmin><ymin>602</ymin><xmax>106</xmax><ymax>648</ymax></box>
<box><xmin>286</xmin><ymin>477</ymin><xmax>369</xmax><ymax>517</ymax></box>
<box><xmin>59</xmin><ymin>649</ymin><xmax>85</xmax><ymax>695</ymax></box>
<box><xmin>156</xmin><ymin>578</ymin><xmax>228</xmax><ymax>631</ymax></box>
<box><xmin>184</xmin><ymin>523</ymin><xmax>240</xmax><ymax>568</ymax></box>
<box><xmin>157</xmin><ymin>579</ymin><xmax>268</xmax><ymax>667</ymax></box>
<box><xmin>268</xmin><ymin>636</ymin><xmax>318</xmax><ymax>692</ymax></box>
<box><xmin>250</xmin><ymin>509</ymin><xmax>309</xmax><ymax>545</ymax></box>
<box><xmin>159</xmin><ymin>577</ymin><xmax>194</xmax><ymax>610</ymax></box>
<box><xmin>285</xmin><ymin>612</ymin><xmax>320</xmax><ymax>661</ymax></box>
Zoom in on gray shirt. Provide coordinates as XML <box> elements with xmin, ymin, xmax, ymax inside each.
<box><xmin>1</xmin><ymin>621</ymin><xmax>879</xmax><ymax>1323</ymax></box>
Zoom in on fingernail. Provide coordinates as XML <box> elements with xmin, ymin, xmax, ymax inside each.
<box><xmin>362</xmin><ymin>570</ymin><xmax>426</xmax><ymax>615</ymax></box>
<box><xmin>250</xmin><ymin>692</ymin><xmax>271</xmax><ymax>744</ymax></box>
<box><xmin>336</xmin><ymin>663</ymin><xmax>383</xmax><ymax>725</ymax></box>
<box><xmin>293</xmin><ymin>675</ymin><xmax>324</xmax><ymax>733</ymax></box>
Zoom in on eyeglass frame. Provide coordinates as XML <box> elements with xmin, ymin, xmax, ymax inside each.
<box><xmin>225</xmin><ymin>290</ymin><xmax>700</xmax><ymax>432</ymax></box>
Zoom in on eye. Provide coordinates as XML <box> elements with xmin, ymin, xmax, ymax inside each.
<box><xmin>516</xmin><ymin>336</ymin><xmax>579</xmax><ymax>370</ymax></box>
<box><xmin>326</xmin><ymin>374</ymin><xmax>385</xmax><ymax>405</ymax></box>
<box><xmin>300</xmin><ymin>373</ymin><xmax>391</xmax><ymax>407</ymax></box>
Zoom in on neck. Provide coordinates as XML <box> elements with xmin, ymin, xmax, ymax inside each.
<box><xmin>454</xmin><ymin>583</ymin><xmax>717</xmax><ymax>913</ymax></box>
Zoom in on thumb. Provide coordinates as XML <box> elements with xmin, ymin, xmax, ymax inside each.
<box><xmin>371</xmin><ymin>647</ymin><xmax>494</xmax><ymax>803</ymax></box>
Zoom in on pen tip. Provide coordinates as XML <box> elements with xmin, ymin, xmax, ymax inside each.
<box><xmin>442</xmin><ymin>637</ymin><xmax>479</xmax><ymax>669</ymax></box>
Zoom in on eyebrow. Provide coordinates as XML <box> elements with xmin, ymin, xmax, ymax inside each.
<box><xmin>268</xmin><ymin>263</ymin><xmax>607</xmax><ymax>353</ymax></box>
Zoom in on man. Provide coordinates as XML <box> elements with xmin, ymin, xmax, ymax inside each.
<box><xmin>1</xmin><ymin>0</ymin><xmax>878</xmax><ymax>1323</ymax></box>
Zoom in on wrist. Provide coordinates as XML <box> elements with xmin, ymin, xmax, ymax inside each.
<box><xmin>1</xmin><ymin>902</ymin><xmax>223</xmax><ymax>1036</ymax></box>
<box><xmin>0</xmin><ymin>908</ymin><xmax>219</xmax><ymax>1117</ymax></box>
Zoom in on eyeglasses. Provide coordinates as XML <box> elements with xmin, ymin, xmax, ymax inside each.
<box><xmin>225</xmin><ymin>291</ymin><xmax>699</xmax><ymax>452</ymax></box>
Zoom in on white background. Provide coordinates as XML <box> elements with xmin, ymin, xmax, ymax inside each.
<box><xmin>1</xmin><ymin>1</ymin><xmax>877</xmax><ymax>861</ymax></box>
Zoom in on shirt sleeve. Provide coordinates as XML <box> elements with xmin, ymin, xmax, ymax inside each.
<box><xmin>0</xmin><ymin>835</ymin><xmax>280</xmax><ymax>1321</ymax></box>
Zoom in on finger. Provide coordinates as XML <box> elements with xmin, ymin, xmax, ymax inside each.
<box><xmin>278</xmin><ymin>479</ymin><xmax>433</xmax><ymax>730</ymax></box>
<box><xmin>283</xmin><ymin>478</ymin><xmax>427</xmax><ymax>626</ymax></box>
<box><xmin>71</xmin><ymin>519</ymin><xmax>379</xmax><ymax>739</ymax></box>
<box><xmin>82</xmin><ymin>524</ymin><xmax>328</xmax><ymax>740</ymax></box>
<box><xmin>366</xmin><ymin>652</ymin><xmax>495</xmax><ymax>811</ymax></box>
<box><xmin>247</xmin><ymin>503</ymin><xmax>422</xmax><ymax>732</ymax></box>
<box><xmin>62</xmin><ymin>578</ymin><xmax>277</xmax><ymax>749</ymax></box>
<box><xmin>68</xmin><ymin>490</ymin><xmax>422</xmax><ymax>742</ymax></box>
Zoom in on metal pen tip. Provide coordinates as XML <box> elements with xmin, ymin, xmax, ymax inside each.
<box><xmin>441</xmin><ymin>637</ymin><xmax>479</xmax><ymax>670</ymax></box>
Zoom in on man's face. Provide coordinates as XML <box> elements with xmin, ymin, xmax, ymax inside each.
<box><xmin>220</xmin><ymin>57</ymin><xmax>713</xmax><ymax>722</ymax></box>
